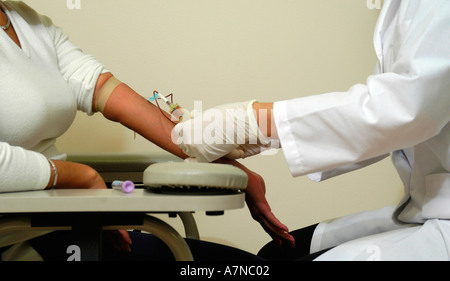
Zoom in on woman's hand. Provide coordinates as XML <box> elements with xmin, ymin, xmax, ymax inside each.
<box><xmin>105</xmin><ymin>229</ymin><xmax>132</xmax><ymax>253</ymax></box>
<box><xmin>245</xmin><ymin>169</ymin><xmax>295</xmax><ymax>248</ymax></box>
<box><xmin>220</xmin><ymin>159</ymin><xmax>295</xmax><ymax>247</ymax></box>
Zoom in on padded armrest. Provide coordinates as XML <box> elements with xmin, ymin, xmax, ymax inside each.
<box><xmin>67</xmin><ymin>152</ymin><xmax>182</xmax><ymax>183</ymax></box>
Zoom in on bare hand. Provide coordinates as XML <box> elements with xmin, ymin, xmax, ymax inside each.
<box><xmin>104</xmin><ymin>230</ymin><xmax>132</xmax><ymax>252</ymax></box>
<box><xmin>245</xmin><ymin>170</ymin><xmax>295</xmax><ymax>247</ymax></box>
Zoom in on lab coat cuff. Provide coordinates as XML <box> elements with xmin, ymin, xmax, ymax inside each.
<box><xmin>273</xmin><ymin>101</ymin><xmax>305</xmax><ymax>177</ymax></box>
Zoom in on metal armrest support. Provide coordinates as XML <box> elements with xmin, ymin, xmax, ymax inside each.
<box><xmin>0</xmin><ymin>213</ymin><xmax>193</xmax><ymax>261</ymax></box>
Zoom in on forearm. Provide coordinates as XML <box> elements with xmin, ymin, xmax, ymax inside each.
<box><xmin>45</xmin><ymin>160</ymin><xmax>106</xmax><ymax>190</ymax></box>
<box><xmin>252</xmin><ymin>102</ymin><xmax>278</xmax><ymax>140</ymax></box>
<box><xmin>95</xmin><ymin>74</ymin><xmax>187</xmax><ymax>159</ymax></box>
<box><xmin>93</xmin><ymin>75</ymin><xmax>278</xmax><ymax>164</ymax></box>
<box><xmin>92</xmin><ymin>76</ymin><xmax>294</xmax><ymax>245</ymax></box>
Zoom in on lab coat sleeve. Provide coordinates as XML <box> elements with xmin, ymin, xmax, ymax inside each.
<box><xmin>274</xmin><ymin>4</ymin><xmax>450</xmax><ymax>178</ymax></box>
<box><xmin>307</xmin><ymin>154</ymin><xmax>389</xmax><ymax>182</ymax></box>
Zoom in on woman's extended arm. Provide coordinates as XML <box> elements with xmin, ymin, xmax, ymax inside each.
<box><xmin>94</xmin><ymin>73</ymin><xmax>294</xmax><ymax>247</ymax></box>
<box><xmin>93</xmin><ymin>72</ymin><xmax>186</xmax><ymax>158</ymax></box>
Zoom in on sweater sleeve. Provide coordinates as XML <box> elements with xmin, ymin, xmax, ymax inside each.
<box><xmin>0</xmin><ymin>142</ymin><xmax>51</xmax><ymax>193</ymax></box>
<box><xmin>39</xmin><ymin>15</ymin><xmax>107</xmax><ymax>115</ymax></box>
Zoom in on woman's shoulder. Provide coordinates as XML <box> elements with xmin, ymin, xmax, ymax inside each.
<box><xmin>3</xmin><ymin>1</ymin><xmax>46</xmax><ymax>24</ymax></box>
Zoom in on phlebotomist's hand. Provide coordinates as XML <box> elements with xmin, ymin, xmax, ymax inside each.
<box><xmin>173</xmin><ymin>100</ymin><xmax>279</xmax><ymax>162</ymax></box>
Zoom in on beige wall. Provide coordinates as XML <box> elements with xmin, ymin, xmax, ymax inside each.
<box><xmin>25</xmin><ymin>0</ymin><xmax>402</xmax><ymax>254</ymax></box>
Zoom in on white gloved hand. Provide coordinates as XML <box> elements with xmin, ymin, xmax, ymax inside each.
<box><xmin>172</xmin><ymin>100</ymin><xmax>279</xmax><ymax>162</ymax></box>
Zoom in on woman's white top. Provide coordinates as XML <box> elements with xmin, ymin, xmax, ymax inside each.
<box><xmin>0</xmin><ymin>1</ymin><xmax>106</xmax><ymax>192</ymax></box>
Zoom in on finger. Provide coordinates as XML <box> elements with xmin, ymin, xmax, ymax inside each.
<box><xmin>256</xmin><ymin>211</ymin><xmax>295</xmax><ymax>247</ymax></box>
<box><xmin>266</xmin><ymin>213</ymin><xmax>290</xmax><ymax>233</ymax></box>
<box><xmin>255</xmin><ymin>204</ymin><xmax>290</xmax><ymax>233</ymax></box>
<box><xmin>262</xmin><ymin>219</ymin><xmax>295</xmax><ymax>247</ymax></box>
<box><xmin>268</xmin><ymin>222</ymin><xmax>295</xmax><ymax>247</ymax></box>
<box><xmin>265</xmin><ymin>223</ymin><xmax>295</xmax><ymax>248</ymax></box>
<box><xmin>118</xmin><ymin>229</ymin><xmax>132</xmax><ymax>245</ymax></box>
<box><xmin>112</xmin><ymin>230</ymin><xmax>132</xmax><ymax>252</ymax></box>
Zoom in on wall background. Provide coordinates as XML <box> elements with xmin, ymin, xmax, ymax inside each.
<box><xmin>25</xmin><ymin>0</ymin><xmax>401</xmax><ymax>254</ymax></box>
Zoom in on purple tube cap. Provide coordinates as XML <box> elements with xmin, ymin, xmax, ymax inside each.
<box><xmin>121</xmin><ymin>180</ymin><xmax>135</xmax><ymax>193</ymax></box>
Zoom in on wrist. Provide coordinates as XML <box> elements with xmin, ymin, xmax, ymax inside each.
<box><xmin>46</xmin><ymin>159</ymin><xmax>58</xmax><ymax>189</ymax></box>
<box><xmin>252</xmin><ymin>102</ymin><xmax>278</xmax><ymax>140</ymax></box>
<box><xmin>217</xmin><ymin>159</ymin><xmax>254</xmax><ymax>187</ymax></box>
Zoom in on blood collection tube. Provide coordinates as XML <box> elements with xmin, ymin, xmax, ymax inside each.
<box><xmin>112</xmin><ymin>180</ymin><xmax>135</xmax><ymax>193</ymax></box>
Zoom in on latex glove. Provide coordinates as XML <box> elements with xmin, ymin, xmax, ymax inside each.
<box><xmin>173</xmin><ymin>100</ymin><xmax>279</xmax><ymax>162</ymax></box>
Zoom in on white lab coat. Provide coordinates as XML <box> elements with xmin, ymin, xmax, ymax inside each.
<box><xmin>273</xmin><ymin>0</ymin><xmax>450</xmax><ymax>260</ymax></box>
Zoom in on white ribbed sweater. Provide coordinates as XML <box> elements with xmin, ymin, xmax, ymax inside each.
<box><xmin>0</xmin><ymin>1</ymin><xmax>105</xmax><ymax>192</ymax></box>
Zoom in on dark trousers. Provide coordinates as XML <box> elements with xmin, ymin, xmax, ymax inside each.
<box><xmin>27</xmin><ymin>224</ymin><xmax>328</xmax><ymax>261</ymax></box>
<box><xmin>258</xmin><ymin>224</ymin><xmax>330</xmax><ymax>260</ymax></box>
<box><xmin>29</xmin><ymin>230</ymin><xmax>263</xmax><ymax>261</ymax></box>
